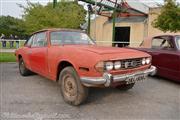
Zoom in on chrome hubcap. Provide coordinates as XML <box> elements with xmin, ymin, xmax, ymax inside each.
<box><xmin>63</xmin><ymin>74</ymin><xmax>77</xmax><ymax>100</ymax></box>
<box><xmin>20</xmin><ymin>61</ymin><xmax>25</xmax><ymax>73</ymax></box>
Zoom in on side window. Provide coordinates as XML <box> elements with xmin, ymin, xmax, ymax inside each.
<box><xmin>26</xmin><ymin>35</ymin><xmax>34</xmax><ymax>46</ymax></box>
<box><xmin>50</xmin><ymin>32</ymin><xmax>79</xmax><ymax>45</ymax></box>
<box><xmin>32</xmin><ymin>32</ymin><xmax>47</xmax><ymax>47</ymax></box>
<box><xmin>152</xmin><ymin>38</ymin><xmax>164</xmax><ymax>49</ymax></box>
<box><xmin>50</xmin><ymin>32</ymin><xmax>62</xmax><ymax>45</ymax></box>
<box><xmin>152</xmin><ymin>38</ymin><xmax>173</xmax><ymax>49</ymax></box>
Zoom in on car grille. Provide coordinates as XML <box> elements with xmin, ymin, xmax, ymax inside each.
<box><xmin>121</xmin><ymin>58</ymin><xmax>142</xmax><ymax>69</ymax></box>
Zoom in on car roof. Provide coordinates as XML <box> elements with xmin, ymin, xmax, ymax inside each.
<box><xmin>142</xmin><ymin>34</ymin><xmax>180</xmax><ymax>48</ymax></box>
<box><xmin>31</xmin><ymin>28</ymin><xmax>85</xmax><ymax>35</ymax></box>
<box><xmin>153</xmin><ymin>34</ymin><xmax>180</xmax><ymax>38</ymax></box>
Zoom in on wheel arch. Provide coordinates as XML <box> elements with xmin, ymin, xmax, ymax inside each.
<box><xmin>18</xmin><ymin>54</ymin><xmax>22</xmax><ymax>61</ymax></box>
<box><xmin>56</xmin><ymin>60</ymin><xmax>76</xmax><ymax>82</ymax></box>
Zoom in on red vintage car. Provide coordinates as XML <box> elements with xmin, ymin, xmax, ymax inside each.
<box><xmin>137</xmin><ymin>35</ymin><xmax>180</xmax><ymax>82</ymax></box>
<box><xmin>15</xmin><ymin>28</ymin><xmax>156</xmax><ymax>105</ymax></box>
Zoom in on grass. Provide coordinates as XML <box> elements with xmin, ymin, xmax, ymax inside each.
<box><xmin>0</xmin><ymin>52</ymin><xmax>16</xmax><ymax>62</ymax></box>
<box><xmin>0</xmin><ymin>41</ymin><xmax>25</xmax><ymax>49</ymax></box>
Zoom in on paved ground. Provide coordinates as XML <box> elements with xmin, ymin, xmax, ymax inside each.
<box><xmin>0</xmin><ymin>63</ymin><xmax>180</xmax><ymax>120</ymax></box>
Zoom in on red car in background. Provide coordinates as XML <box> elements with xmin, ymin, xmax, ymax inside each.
<box><xmin>137</xmin><ymin>35</ymin><xmax>180</xmax><ymax>82</ymax></box>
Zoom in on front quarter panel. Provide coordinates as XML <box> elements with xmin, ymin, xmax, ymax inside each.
<box><xmin>56</xmin><ymin>47</ymin><xmax>102</xmax><ymax>78</ymax></box>
<box><xmin>15</xmin><ymin>47</ymin><xmax>31</xmax><ymax>70</ymax></box>
<box><xmin>47</xmin><ymin>46</ymin><xmax>102</xmax><ymax>80</ymax></box>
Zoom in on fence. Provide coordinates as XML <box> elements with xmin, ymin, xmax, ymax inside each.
<box><xmin>0</xmin><ymin>39</ymin><xmax>26</xmax><ymax>49</ymax></box>
<box><xmin>0</xmin><ymin>39</ymin><xmax>142</xmax><ymax>49</ymax></box>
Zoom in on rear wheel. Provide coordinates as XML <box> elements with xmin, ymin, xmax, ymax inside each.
<box><xmin>59</xmin><ymin>67</ymin><xmax>89</xmax><ymax>106</ymax></box>
<box><xmin>116</xmin><ymin>83</ymin><xmax>135</xmax><ymax>91</ymax></box>
<box><xmin>19</xmin><ymin>58</ymin><xmax>32</xmax><ymax>76</ymax></box>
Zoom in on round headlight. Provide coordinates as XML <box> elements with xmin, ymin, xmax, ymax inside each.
<box><xmin>114</xmin><ymin>61</ymin><xmax>121</xmax><ymax>70</ymax></box>
<box><xmin>146</xmin><ymin>58</ymin><xmax>151</xmax><ymax>64</ymax></box>
<box><xmin>142</xmin><ymin>58</ymin><xmax>146</xmax><ymax>65</ymax></box>
<box><xmin>105</xmin><ymin>62</ymin><xmax>113</xmax><ymax>71</ymax></box>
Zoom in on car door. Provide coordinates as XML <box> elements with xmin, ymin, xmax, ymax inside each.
<box><xmin>155</xmin><ymin>39</ymin><xmax>180</xmax><ymax>80</ymax></box>
<box><xmin>147</xmin><ymin>38</ymin><xmax>167</xmax><ymax>68</ymax></box>
<box><xmin>28</xmin><ymin>32</ymin><xmax>48</xmax><ymax>76</ymax></box>
<box><xmin>22</xmin><ymin>35</ymin><xmax>34</xmax><ymax>70</ymax></box>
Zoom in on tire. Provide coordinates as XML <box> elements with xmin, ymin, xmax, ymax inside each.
<box><xmin>19</xmin><ymin>58</ymin><xmax>32</xmax><ymax>76</ymax></box>
<box><xmin>59</xmin><ymin>66</ymin><xmax>89</xmax><ymax>106</ymax></box>
<box><xmin>116</xmin><ymin>83</ymin><xmax>135</xmax><ymax>91</ymax></box>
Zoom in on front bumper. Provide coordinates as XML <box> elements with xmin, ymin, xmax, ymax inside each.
<box><xmin>80</xmin><ymin>66</ymin><xmax>156</xmax><ymax>87</ymax></box>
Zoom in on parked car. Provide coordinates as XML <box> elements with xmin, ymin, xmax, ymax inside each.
<box><xmin>136</xmin><ymin>35</ymin><xmax>180</xmax><ymax>82</ymax></box>
<box><xmin>15</xmin><ymin>28</ymin><xmax>156</xmax><ymax>105</ymax></box>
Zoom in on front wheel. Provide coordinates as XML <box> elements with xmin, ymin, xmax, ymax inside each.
<box><xmin>116</xmin><ymin>83</ymin><xmax>135</xmax><ymax>91</ymax></box>
<box><xmin>19</xmin><ymin>58</ymin><xmax>32</xmax><ymax>76</ymax></box>
<box><xmin>59</xmin><ymin>67</ymin><xmax>89</xmax><ymax>106</ymax></box>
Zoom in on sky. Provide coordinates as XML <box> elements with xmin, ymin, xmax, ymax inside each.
<box><xmin>0</xmin><ymin>0</ymin><xmax>51</xmax><ymax>18</ymax></box>
<box><xmin>0</xmin><ymin>0</ymin><xmax>179</xmax><ymax>18</ymax></box>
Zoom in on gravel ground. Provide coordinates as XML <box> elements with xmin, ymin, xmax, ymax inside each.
<box><xmin>0</xmin><ymin>63</ymin><xmax>180</xmax><ymax>120</ymax></box>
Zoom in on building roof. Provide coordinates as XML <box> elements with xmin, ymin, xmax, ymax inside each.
<box><xmin>126</xmin><ymin>0</ymin><xmax>149</xmax><ymax>14</ymax></box>
<box><xmin>107</xmin><ymin>16</ymin><xmax>147</xmax><ymax>24</ymax></box>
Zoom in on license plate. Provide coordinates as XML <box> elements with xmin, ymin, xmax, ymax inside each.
<box><xmin>125</xmin><ymin>74</ymin><xmax>146</xmax><ymax>84</ymax></box>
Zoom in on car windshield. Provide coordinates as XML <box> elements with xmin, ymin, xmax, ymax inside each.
<box><xmin>175</xmin><ymin>36</ymin><xmax>180</xmax><ymax>49</ymax></box>
<box><xmin>50</xmin><ymin>31</ymin><xmax>95</xmax><ymax>45</ymax></box>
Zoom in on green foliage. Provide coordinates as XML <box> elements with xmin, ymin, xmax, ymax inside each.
<box><xmin>153</xmin><ymin>0</ymin><xmax>180</xmax><ymax>32</ymax></box>
<box><xmin>21</xmin><ymin>1</ymin><xmax>86</xmax><ymax>34</ymax></box>
<box><xmin>0</xmin><ymin>53</ymin><xmax>16</xmax><ymax>62</ymax></box>
<box><xmin>0</xmin><ymin>16</ymin><xmax>27</xmax><ymax>38</ymax></box>
<box><xmin>0</xmin><ymin>1</ymin><xmax>86</xmax><ymax>37</ymax></box>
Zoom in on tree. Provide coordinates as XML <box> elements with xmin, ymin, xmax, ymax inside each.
<box><xmin>153</xmin><ymin>0</ymin><xmax>180</xmax><ymax>32</ymax></box>
<box><xmin>21</xmin><ymin>1</ymin><xmax>87</xmax><ymax>34</ymax></box>
<box><xmin>0</xmin><ymin>16</ymin><xmax>27</xmax><ymax>38</ymax></box>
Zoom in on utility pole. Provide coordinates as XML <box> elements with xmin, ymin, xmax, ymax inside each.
<box><xmin>87</xmin><ymin>10</ymin><xmax>91</xmax><ymax>35</ymax></box>
<box><xmin>87</xmin><ymin>4</ymin><xmax>93</xmax><ymax>35</ymax></box>
<box><xmin>112</xmin><ymin>9</ymin><xmax>116</xmax><ymax>45</ymax></box>
<box><xmin>53</xmin><ymin>0</ymin><xmax>57</xmax><ymax>8</ymax></box>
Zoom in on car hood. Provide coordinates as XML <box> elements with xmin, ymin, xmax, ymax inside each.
<box><xmin>64</xmin><ymin>45</ymin><xmax>139</xmax><ymax>55</ymax></box>
<box><xmin>62</xmin><ymin>45</ymin><xmax>150</xmax><ymax>60</ymax></box>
